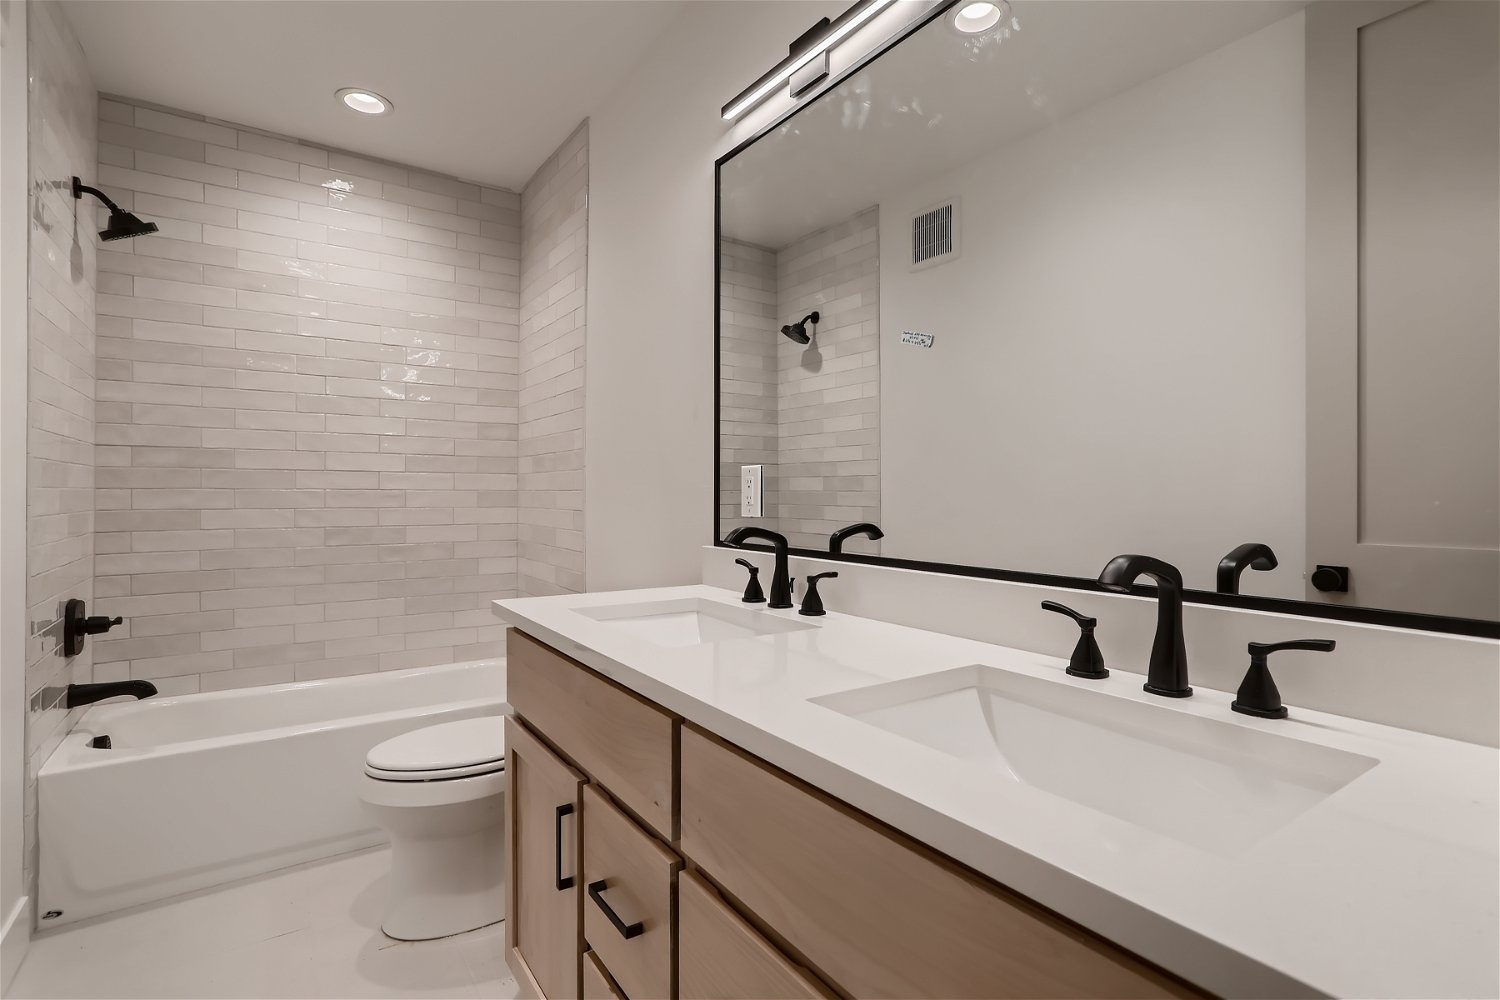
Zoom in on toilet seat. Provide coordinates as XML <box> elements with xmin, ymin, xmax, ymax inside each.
<box><xmin>365</xmin><ymin>717</ymin><xmax>506</xmax><ymax>782</ymax></box>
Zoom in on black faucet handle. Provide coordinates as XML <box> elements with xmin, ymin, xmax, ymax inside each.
<box><xmin>734</xmin><ymin>558</ymin><xmax>766</xmax><ymax>604</ymax></box>
<box><xmin>1040</xmin><ymin>601</ymin><xmax>1107</xmax><ymax>679</ymax></box>
<box><xmin>1248</xmin><ymin>638</ymin><xmax>1336</xmax><ymax>660</ymax></box>
<box><xmin>1041</xmin><ymin>600</ymin><xmax>1096</xmax><ymax>631</ymax></box>
<box><xmin>1234</xmin><ymin>639</ymin><xmax>1336</xmax><ymax>719</ymax></box>
<box><xmin>799</xmin><ymin>572</ymin><xmax>837</xmax><ymax>617</ymax></box>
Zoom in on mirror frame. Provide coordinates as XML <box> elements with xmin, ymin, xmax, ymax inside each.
<box><xmin>711</xmin><ymin>0</ymin><xmax>1500</xmax><ymax>640</ymax></box>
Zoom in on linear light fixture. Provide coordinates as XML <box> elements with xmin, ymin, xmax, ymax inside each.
<box><xmin>721</xmin><ymin>0</ymin><xmax>899</xmax><ymax>122</ymax></box>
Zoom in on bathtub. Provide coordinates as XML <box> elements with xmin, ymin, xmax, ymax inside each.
<box><xmin>38</xmin><ymin>659</ymin><xmax>508</xmax><ymax>928</ymax></box>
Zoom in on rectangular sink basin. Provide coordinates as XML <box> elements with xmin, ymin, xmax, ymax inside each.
<box><xmin>812</xmin><ymin>665</ymin><xmax>1377</xmax><ymax>854</ymax></box>
<box><xmin>576</xmin><ymin>598</ymin><xmax>816</xmax><ymax>647</ymax></box>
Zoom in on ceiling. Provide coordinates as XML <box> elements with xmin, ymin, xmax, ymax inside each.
<box><xmin>721</xmin><ymin>0</ymin><xmax>1308</xmax><ymax>248</ymax></box>
<box><xmin>65</xmin><ymin>0</ymin><xmax>685</xmax><ymax>191</ymax></box>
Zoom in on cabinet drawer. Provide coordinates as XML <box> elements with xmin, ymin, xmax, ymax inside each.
<box><xmin>583</xmin><ymin>784</ymin><xmax>680</xmax><ymax>1000</ymax></box>
<box><xmin>679</xmin><ymin>870</ymin><xmax>827</xmax><ymax>1000</ymax></box>
<box><xmin>583</xmin><ymin>950</ymin><xmax>626</xmax><ymax>1000</ymax></box>
<box><xmin>680</xmin><ymin>726</ymin><xmax>1200</xmax><ymax>1000</ymax></box>
<box><xmin>508</xmin><ymin>628</ymin><xmax>676</xmax><ymax>839</ymax></box>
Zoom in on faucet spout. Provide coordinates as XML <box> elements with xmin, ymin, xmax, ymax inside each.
<box><xmin>829</xmin><ymin>522</ymin><xmax>883</xmax><ymax>554</ymax></box>
<box><xmin>724</xmin><ymin>527</ymin><xmax>794</xmax><ymax>609</ymax></box>
<box><xmin>1097</xmin><ymin>554</ymin><xmax>1191</xmax><ymax>697</ymax></box>
<box><xmin>65</xmin><ymin>680</ymin><xmax>158</xmax><ymax>709</ymax></box>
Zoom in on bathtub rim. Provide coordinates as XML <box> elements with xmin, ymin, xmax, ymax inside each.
<box><xmin>41</xmin><ymin>658</ymin><xmax>507</xmax><ymax>775</ymax></box>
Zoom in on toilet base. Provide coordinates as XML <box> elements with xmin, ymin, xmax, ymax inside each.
<box><xmin>361</xmin><ymin>771</ymin><xmax>507</xmax><ymax>942</ymax></box>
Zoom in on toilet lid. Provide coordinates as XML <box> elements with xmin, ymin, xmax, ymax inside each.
<box><xmin>366</xmin><ymin>717</ymin><xmax>506</xmax><ymax>773</ymax></box>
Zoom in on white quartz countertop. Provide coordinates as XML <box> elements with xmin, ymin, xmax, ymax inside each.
<box><xmin>493</xmin><ymin>585</ymin><xmax>1499</xmax><ymax>999</ymax></box>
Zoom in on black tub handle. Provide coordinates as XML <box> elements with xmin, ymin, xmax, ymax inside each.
<box><xmin>588</xmin><ymin>879</ymin><xmax>643</xmax><ymax>939</ymax></box>
<box><xmin>554</xmin><ymin>803</ymin><xmax>574</xmax><ymax>891</ymax></box>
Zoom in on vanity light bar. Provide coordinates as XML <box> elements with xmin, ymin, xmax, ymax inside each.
<box><xmin>721</xmin><ymin>0</ymin><xmax>899</xmax><ymax>122</ymax></box>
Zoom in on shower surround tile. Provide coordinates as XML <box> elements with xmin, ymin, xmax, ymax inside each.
<box><xmin>25</xmin><ymin>0</ymin><xmax>99</xmax><ymax>908</ymax></box>
<box><xmin>517</xmin><ymin>121</ymin><xmax>587</xmax><ymax>597</ymax></box>
<box><xmin>92</xmin><ymin>98</ymin><xmax>523</xmax><ymax>692</ymax></box>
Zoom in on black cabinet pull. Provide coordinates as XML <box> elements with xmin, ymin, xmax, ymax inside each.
<box><xmin>588</xmin><ymin>879</ymin><xmax>644</xmax><ymax>939</ymax></box>
<box><xmin>554</xmin><ymin>803</ymin><xmax>574</xmax><ymax>891</ymax></box>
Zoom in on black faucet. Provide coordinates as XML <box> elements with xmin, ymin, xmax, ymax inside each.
<box><xmin>724</xmin><ymin>527</ymin><xmax>793</xmax><ymax>609</ymax></box>
<box><xmin>799</xmin><ymin>572</ymin><xmax>838</xmax><ymax>616</ymax></box>
<box><xmin>1217</xmin><ymin>543</ymin><xmax>1278</xmax><ymax>595</ymax></box>
<box><xmin>65</xmin><ymin>680</ymin><xmax>158</xmax><ymax>709</ymax></box>
<box><xmin>1232</xmin><ymin>639</ymin><xmax>1335</xmax><ymax>718</ymax></box>
<box><xmin>829</xmin><ymin>522</ymin><xmax>883</xmax><ymax>554</ymax></box>
<box><xmin>1097</xmin><ymin>554</ymin><xmax>1191</xmax><ymax>697</ymax></box>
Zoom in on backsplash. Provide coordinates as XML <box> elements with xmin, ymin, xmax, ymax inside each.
<box><xmin>91</xmin><ymin>97</ymin><xmax>523</xmax><ymax>693</ymax></box>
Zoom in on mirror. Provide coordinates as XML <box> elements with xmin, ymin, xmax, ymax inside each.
<box><xmin>717</xmin><ymin>0</ymin><xmax>1499</xmax><ymax>626</ymax></box>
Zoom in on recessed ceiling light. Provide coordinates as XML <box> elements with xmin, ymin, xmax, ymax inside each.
<box><xmin>952</xmin><ymin>1</ymin><xmax>1002</xmax><ymax>34</ymax></box>
<box><xmin>336</xmin><ymin>88</ymin><xmax>392</xmax><ymax>117</ymax></box>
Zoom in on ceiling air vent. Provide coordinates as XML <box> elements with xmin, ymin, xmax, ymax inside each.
<box><xmin>910</xmin><ymin>198</ymin><xmax>959</xmax><ymax>271</ymax></box>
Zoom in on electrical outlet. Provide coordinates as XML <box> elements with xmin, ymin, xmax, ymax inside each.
<box><xmin>740</xmin><ymin>465</ymin><xmax>763</xmax><ymax>518</ymax></box>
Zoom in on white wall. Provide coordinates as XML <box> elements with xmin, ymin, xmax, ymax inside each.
<box><xmin>1</xmin><ymin>0</ymin><xmax>30</xmax><ymax>979</ymax></box>
<box><xmin>880</xmin><ymin>13</ymin><xmax>1306</xmax><ymax>596</ymax></box>
<box><xmin>585</xmin><ymin>0</ymin><xmax>938</xmax><ymax>591</ymax></box>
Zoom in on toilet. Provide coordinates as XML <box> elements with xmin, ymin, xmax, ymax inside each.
<box><xmin>360</xmin><ymin>716</ymin><xmax>508</xmax><ymax>941</ymax></box>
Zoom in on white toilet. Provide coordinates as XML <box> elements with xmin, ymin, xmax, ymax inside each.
<box><xmin>360</xmin><ymin>716</ymin><xmax>508</xmax><ymax>941</ymax></box>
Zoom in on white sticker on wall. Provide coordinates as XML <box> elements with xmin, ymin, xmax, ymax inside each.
<box><xmin>900</xmin><ymin>330</ymin><xmax>936</xmax><ymax>348</ymax></box>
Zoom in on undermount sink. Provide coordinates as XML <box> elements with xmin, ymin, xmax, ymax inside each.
<box><xmin>576</xmin><ymin>598</ymin><xmax>816</xmax><ymax>647</ymax></box>
<box><xmin>812</xmin><ymin>665</ymin><xmax>1377</xmax><ymax>854</ymax></box>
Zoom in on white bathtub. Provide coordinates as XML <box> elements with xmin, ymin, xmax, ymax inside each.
<box><xmin>38</xmin><ymin>659</ymin><xmax>508</xmax><ymax>928</ymax></box>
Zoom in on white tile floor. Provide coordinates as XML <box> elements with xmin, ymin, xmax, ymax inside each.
<box><xmin>9</xmin><ymin>848</ymin><xmax>521</xmax><ymax>999</ymax></box>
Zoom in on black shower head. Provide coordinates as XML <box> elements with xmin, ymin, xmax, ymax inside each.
<box><xmin>99</xmin><ymin>210</ymin><xmax>159</xmax><ymax>242</ymax></box>
<box><xmin>73</xmin><ymin>176</ymin><xmax>159</xmax><ymax>242</ymax></box>
<box><xmin>781</xmin><ymin>310</ymin><xmax>820</xmax><ymax>345</ymax></box>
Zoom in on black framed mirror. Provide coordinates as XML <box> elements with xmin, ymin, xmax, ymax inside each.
<box><xmin>715</xmin><ymin>0</ymin><xmax>1500</xmax><ymax>639</ymax></box>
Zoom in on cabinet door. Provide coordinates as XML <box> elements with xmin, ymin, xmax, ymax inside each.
<box><xmin>508</xmin><ymin>716</ymin><xmax>585</xmax><ymax>1000</ymax></box>
<box><xmin>679</xmin><ymin>870</ymin><xmax>827</xmax><ymax>1000</ymax></box>
<box><xmin>582</xmin><ymin>785</ymin><xmax>680</xmax><ymax>1000</ymax></box>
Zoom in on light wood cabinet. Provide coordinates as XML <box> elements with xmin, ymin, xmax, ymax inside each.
<box><xmin>679</xmin><ymin>724</ymin><xmax>1198</xmax><ymax>1000</ymax></box>
<box><xmin>505</xmin><ymin>628</ymin><xmax>1205</xmax><ymax>1000</ymax></box>
<box><xmin>582</xmin><ymin>784</ymin><xmax>681</xmax><ymax>1000</ymax></box>
<box><xmin>678</xmin><ymin>870</ymin><xmax>828</xmax><ymax>1000</ymax></box>
<box><xmin>506</xmin><ymin>716</ymin><xmax>585</xmax><ymax>1000</ymax></box>
<box><xmin>508</xmin><ymin>628</ymin><xmax>676</xmax><ymax>839</ymax></box>
<box><xmin>582</xmin><ymin>951</ymin><xmax>626</xmax><ymax>1000</ymax></box>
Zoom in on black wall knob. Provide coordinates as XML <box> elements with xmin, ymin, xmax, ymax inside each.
<box><xmin>63</xmin><ymin>599</ymin><xmax>122</xmax><ymax>657</ymax></box>
<box><xmin>1310</xmin><ymin>565</ymin><xmax>1350</xmax><ymax>593</ymax></box>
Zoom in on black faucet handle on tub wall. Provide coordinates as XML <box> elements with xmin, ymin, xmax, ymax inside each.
<box><xmin>1040</xmin><ymin>601</ymin><xmax>1108</xmax><ymax>679</ymax></box>
<box><xmin>799</xmin><ymin>572</ymin><xmax>838</xmax><ymax>616</ymax></box>
<box><xmin>62</xmin><ymin>598</ymin><xmax>123</xmax><ymax>657</ymax></box>
<box><xmin>734</xmin><ymin>558</ymin><xmax>766</xmax><ymax>604</ymax></box>
<box><xmin>1232</xmin><ymin>639</ymin><xmax>1336</xmax><ymax>719</ymax></box>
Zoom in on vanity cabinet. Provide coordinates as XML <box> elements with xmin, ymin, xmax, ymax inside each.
<box><xmin>505</xmin><ymin>629</ymin><xmax>1205</xmax><ymax>1000</ymax></box>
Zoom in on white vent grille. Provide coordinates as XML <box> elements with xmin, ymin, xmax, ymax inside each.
<box><xmin>910</xmin><ymin>200</ymin><xmax>958</xmax><ymax>269</ymax></box>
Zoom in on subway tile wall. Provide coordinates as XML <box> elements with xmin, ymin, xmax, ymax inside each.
<box><xmin>718</xmin><ymin>239</ymin><xmax>779</xmax><ymax>539</ymax></box>
<box><xmin>517</xmin><ymin>121</ymin><xmax>587</xmax><ymax>596</ymax></box>
<box><xmin>716</xmin><ymin>210</ymin><xmax>880</xmax><ymax>553</ymax></box>
<box><xmin>25</xmin><ymin>0</ymin><xmax>97</xmax><ymax>904</ymax></box>
<box><xmin>91</xmin><ymin>97</ymin><xmax>523</xmax><ymax>693</ymax></box>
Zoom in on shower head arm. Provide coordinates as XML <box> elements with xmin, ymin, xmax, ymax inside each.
<box><xmin>72</xmin><ymin>176</ymin><xmax>124</xmax><ymax>214</ymax></box>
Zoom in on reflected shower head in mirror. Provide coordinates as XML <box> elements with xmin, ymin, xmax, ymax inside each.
<box><xmin>781</xmin><ymin>311</ymin><xmax>820</xmax><ymax>344</ymax></box>
<box><xmin>72</xmin><ymin>176</ymin><xmax>158</xmax><ymax>242</ymax></box>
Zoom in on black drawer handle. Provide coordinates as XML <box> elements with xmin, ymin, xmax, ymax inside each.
<box><xmin>554</xmin><ymin>804</ymin><xmax>574</xmax><ymax>891</ymax></box>
<box><xmin>588</xmin><ymin>879</ymin><xmax>644</xmax><ymax>939</ymax></box>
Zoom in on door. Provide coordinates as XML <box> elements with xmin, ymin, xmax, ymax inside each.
<box><xmin>1305</xmin><ymin>0</ymin><xmax>1500</xmax><ymax>620</ymax></box>
<box><xmin>507</xmin><ymin>716</ymin><xmax>585</xmax><ymax>999</ymax></box>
